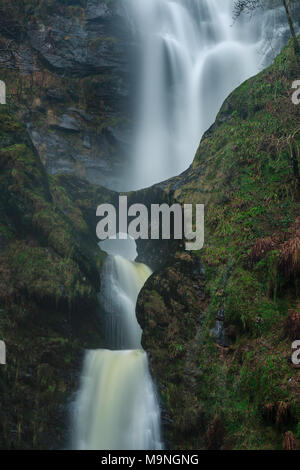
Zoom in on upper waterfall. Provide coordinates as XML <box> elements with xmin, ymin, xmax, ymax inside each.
<box><xmin>123</xmin><ymin>0</ymin><xmax>291</xmax><ymax>190</ymax></box>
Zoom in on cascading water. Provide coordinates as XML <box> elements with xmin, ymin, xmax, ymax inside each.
<box><xmin>100</xmin><ymin>255</ymin><xmax>152</xmax><ymax>350</ymax></box>
<box><xmin>72</xmin><ymin>0</ymin><xmax>296</xmax><ymax>450</ymax></box>
<box><xmin>72</xmin><ymin>254</ymin><xmax>162</xmax><ymax>450</ymax></box>
<box><xmin>124</xmin><ymin>0</ymin><xmax>293</xmax><ymax>190</ymax></box>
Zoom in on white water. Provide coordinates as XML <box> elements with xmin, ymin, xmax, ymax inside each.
<box><xmin>124</xmin><ymin>0</ymin><xmax>292</xmax><ymax>189</ymax></box>
<box><xmin>73</xmin><ymin>349</ymin><xmax>161</xmax><ymax>450</ymax></box>
<box><xmin>72</xmin><ymin>254</ymin><xmax>162</xmax><ymax>450</ymax></box>
<box><xmin>100</xmin><ymin>255</ymin><xmax>152</xmax><ymax>350</ymax></box>
<box><xmin>72</xmin><ymin>0</ymin><xmax>296</xmax><ymax>450</ymax></box>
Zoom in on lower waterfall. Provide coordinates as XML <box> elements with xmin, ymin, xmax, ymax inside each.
<box><xmin>72</xmin><ymin>254</ymin><xmax>162</xmax><ymax>450</ymax></box>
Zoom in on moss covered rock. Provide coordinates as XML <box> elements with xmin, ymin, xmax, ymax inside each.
<box><xmin>138</xmin><ymin>38</ymin><xmax>300</xmax><ymax>449</ymax></box>
<box><xmin>0</xmin><ymin>0</ymin><xmax>134</xmax><ymax>189</ymax></box>
<box><xmin>0</xmin><ymin>106</ymin><xmax>114</xmax><ymax>449</ymax></box>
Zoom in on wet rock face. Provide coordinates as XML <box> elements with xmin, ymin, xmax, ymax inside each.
<box><xmin>136</xmin><ymin>251</ymin><xmax>207</xmax><ymax>448</ymax></box>
<box><xmin>126</xmin><ymin>186</ymin><xmax>185</xmax><ymax>271</ymax></box>
<box><xmin>27</xmin><ymin>1</ymin><xmax>130</xmax><ymax>79</ymax></box>
<box><xmin>210</xmin><ymin>308</ymin><xmax>229</xmax><ymax>348</ymax></box>
<box><xmin>0</xmin><ymin>106</ymin><xmax>112</xmax><ymax>449</ymax></box>
<box><xmin>0</xmin><ymin>0</ymin><xmax>135</xmax><ymax>190</ymax></box>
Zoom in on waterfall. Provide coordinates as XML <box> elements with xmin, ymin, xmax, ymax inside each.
<box><xmin>73</xmin><ymin>350</ymin><xmax>161</xmax><ymax>450</ymax></box>
<box><xmin>72</xmin><ymin>254</ymin><xmax>162</xmax><ymax>450</ymax></box>
<box><xmin>72</xmin><ymin>0</ymin><xmax>296</xmax><ymax>450</ymax></box>
<box><xmin>100</xmin><ymin>255</ymin><xmax>152</xmax><ymax>350</ymax></box>
<box><xmin>124</xmin><ymin>0</ymin><xmax>293</xmax><ymax>190</ymax></box>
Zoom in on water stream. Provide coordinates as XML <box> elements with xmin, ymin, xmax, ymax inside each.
<box><xmin>72</xmin><ymin>0</ymin><xmax>293</xmax><ymax>450</ymax></box>
<box><xmin>124</xmin><ymin>0</ymin><xmax>291</xmax><ymax>189</ymax></box>
<box><xmin>72</xmin><ymin>253</ymin><xmax>162</xmax><ymax>450</ymax></box>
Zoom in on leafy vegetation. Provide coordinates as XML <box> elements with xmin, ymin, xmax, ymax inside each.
<box><xmin>139</xmin><ymin>37</ymin><xmax>300</xmax><ymax>449</ymax></box>
<box><xmin>0</xmin><ymin>105</ymin><xmax>112</xmax><ymax>449</ymax></box>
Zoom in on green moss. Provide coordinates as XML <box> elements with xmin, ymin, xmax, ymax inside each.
<box><xmin>139</xmin><ymin>37</ymin><xmax>300</xmax><ymax>449</ymax></box>
<box><xmin>187</xmin><ymin>38</ymin><xmax>300</xmax><ymax>449</ymax></box>
<box><xmin>0</xmin><ymin>107</ymin><xmax>110</xmax><ymax>449</ymax></box>
<box><xmin>6</xmin><ymin>242</ymin><xmax>94</xmax><ymax>307</ymax></box>
<box><xmin>224</xmin><ymin>266</ymin><xmax>281</xmax><ymax>335</ymax></box>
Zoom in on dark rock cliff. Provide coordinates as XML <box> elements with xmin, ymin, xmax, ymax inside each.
<box><xmin>0</xmin><ymin>0</ymin><xmax>135</xmax><ymax>189</ymax></box>
<box><xmin>0</xmin><ymin>104</ymin><xmax>117</xmax><ymax>449</ymax></box>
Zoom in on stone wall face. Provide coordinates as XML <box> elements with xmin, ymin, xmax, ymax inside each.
<box><xmin>0</xmin><ymin>0</ymin><xmax>135</xmax><ymax>190</ymax></box>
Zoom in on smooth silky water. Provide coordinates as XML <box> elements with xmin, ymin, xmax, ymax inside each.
<box><xmin>100</xmin><ymin>255</ymin><xmax>152</xmax><ymax>350</ymax></box>
<box><xmin>72</xmin><ymin>0</ymin><xmax>292</xmax><ymax>450</ymax></box>
<box><xmin>124</xmin><ymin>0</ymin><xmax>292</xmax><ymax>189</ymax></box>
<box><xmin>72</xmin><ymin>237</ymin><xmax>162</xmax><ymax>450</ymax></box>
<box><xmin>73</xmin><ymin>348</ymin><xmax>161</xmax><ymax>450</ymax></box>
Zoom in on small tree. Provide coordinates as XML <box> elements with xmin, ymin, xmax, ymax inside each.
<box><xmin>234</xmin><ymin>0</ymin><xmax>300</xmax><ymax>62</ymax></box>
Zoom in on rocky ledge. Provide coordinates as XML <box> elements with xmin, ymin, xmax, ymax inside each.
<box><xmin>0</xmin><ymin>0</ymin><xmax>135</xmax><ymax>189</ymax></box>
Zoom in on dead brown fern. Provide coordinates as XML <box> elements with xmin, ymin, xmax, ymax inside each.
<box><xmin>283</xmin><ymin>431</ymin><xmax>296</xmax><ymax>450</ymax></box>
<box><xmin>251</xmin><ymin>236</ymin><xmax>275</xmax><ymax>263</ymax></box>
<box><xmin>205</xmin><ymin>415</ymin><xmax>224</xmax><ymax>450</ymax></box>
<box><xmin>284</xmin><ymin>305</ymin><xmax>300</xmax><ymax>339</ymax></box>
<box><xmin>262</xmin><ymin>403</ymin><xmax>276</xmax><ymax>423</ymax></box>
<box><xmin>279</xmin><ymin>230</ymin><xmax>300</xmax><ymax>278</ymax></box>
<box><xmin>276</xmin><ymin>401</ymin><xmax>291</xmax><ymax>429</ymax></box>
